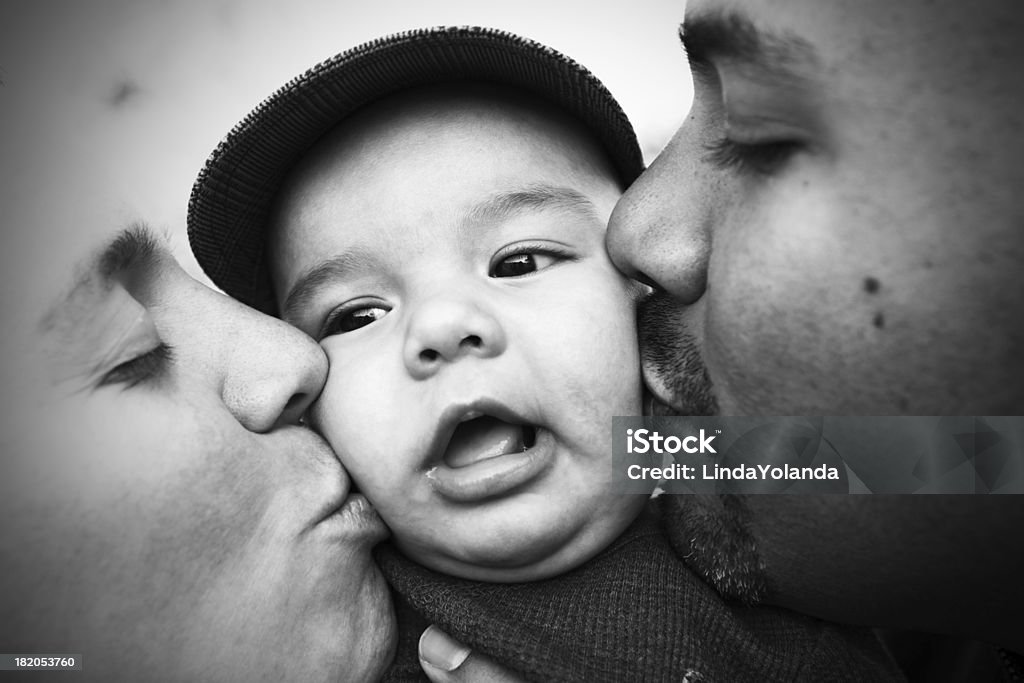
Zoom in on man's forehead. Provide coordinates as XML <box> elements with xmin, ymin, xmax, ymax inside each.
<box><xmin>685</xmin><ymin>0</ymin><xmax>977</xmax><ymax>58</ymax></box>
<box><xmin>684</xmin><ymin>0</ymin><xmax>1023</xmax><ymax>113</ymax></box>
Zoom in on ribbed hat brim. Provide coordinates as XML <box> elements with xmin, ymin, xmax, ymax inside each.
<box><xmin>187</xmin><ymin>25</ymin><xmax>644</xmax><ymax>314</ymax></box>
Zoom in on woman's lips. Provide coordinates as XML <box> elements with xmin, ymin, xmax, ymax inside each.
<box><xmin>319</xmin><ymin>493</ymin><xmax>388</xmax><ymax>543</ymax></box>
<box><xmin>427</xmin><ymin>427</ymin><xmax>553</xmax><ymax>503</ymax></box>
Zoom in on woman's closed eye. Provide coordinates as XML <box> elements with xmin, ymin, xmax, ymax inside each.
<box><xmin>99</xmin><ymin>342</ymin><xmax>175</xmax><ymax>389</ymax></box>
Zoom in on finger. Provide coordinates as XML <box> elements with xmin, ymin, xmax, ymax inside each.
<box><xmin>418</xmin><ymin>625</ymin><xmax>529</xmax><ymax>683</ymax></box>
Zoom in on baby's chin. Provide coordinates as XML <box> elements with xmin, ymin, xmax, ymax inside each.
<box><xmin>394</xmin><ymin>495</ymin><xmax>650</xmax><ymax>583</ymax></box>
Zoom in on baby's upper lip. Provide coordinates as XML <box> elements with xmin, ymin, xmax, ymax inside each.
<box><xmin>424</xmin><ymin>397</ymin><xmax>532</xmax><ymax>467</ymax></box>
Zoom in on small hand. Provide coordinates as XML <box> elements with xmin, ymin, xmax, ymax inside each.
<box><xmin>419</xmin><ymin>625</ymin><xmax>529</xmax><ymax>682</ymax></box>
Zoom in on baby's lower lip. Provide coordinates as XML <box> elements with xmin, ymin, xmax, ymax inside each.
<box><xmin>426</xmin><ymin>430</ymin><xmax>554</xmax><ymax>503</ymax></box>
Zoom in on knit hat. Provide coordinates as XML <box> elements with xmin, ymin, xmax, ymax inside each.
<box><xmin>187</xmin><ymin>26</ymin><xmax>644</xmax><ymax>315</ymax></box>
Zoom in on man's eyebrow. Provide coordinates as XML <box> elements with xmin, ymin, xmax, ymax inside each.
<box><xmin>679</xmin><ymin>12</ymin><xmax>818</xmax><ymax>81</ymax></box>
<box><xmin>464</xmin><ymin>185</ymin><xmax>601</xmax><ymax>227</ymax></box>
<box><xmin>281</xmin><ymin>250</ymin><xmax>381</xmax><ymax>323</ymax></box>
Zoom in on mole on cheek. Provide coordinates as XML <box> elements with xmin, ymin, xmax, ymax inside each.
<box><xmin>864</xmin><ymin>278</ymin><xmax>884</xmax><ymax>328</ymax></box>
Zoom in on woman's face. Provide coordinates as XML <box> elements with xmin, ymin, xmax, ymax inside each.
<box><xmin>0</xmin><ymin>105</ymin><xmax>396</xmax><ymax>680</ymax></box>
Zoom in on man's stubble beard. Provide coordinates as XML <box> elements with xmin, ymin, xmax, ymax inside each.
<box><xmin>658</xmin><ymin>493</ymin><xmax>769</xmax><ymax>605</ymax></box>
<box><xmin>638</xmin><ymin>292</ymin><xmax>767</xmax><ymax>604</ymax></box>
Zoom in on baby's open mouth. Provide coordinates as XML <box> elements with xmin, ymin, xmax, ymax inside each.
<box><xmin>426</xmin><ymin>408</ymin><xmax>553</xmax><ymax>503</ymax></box>
<box><xmin>443</xmin><ymin>416</ymin><xmax>537</xmax><ymax>469</ymax></box>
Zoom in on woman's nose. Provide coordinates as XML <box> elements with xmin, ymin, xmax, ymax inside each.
<box><xmin>210</xmin><ymin>290</ymin><xmax>327</xmax><ymax>433</ymax></box>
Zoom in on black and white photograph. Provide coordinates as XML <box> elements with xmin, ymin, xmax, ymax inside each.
<box><xmin>1</xmin><ymin>0</ymin><xmax>1022</xmax><ymax>680</ymax></box>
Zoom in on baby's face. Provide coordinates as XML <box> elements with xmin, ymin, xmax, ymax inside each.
<box><xmin>270</xmin><ymin>85</ymin><xmax>647</xmax><ymax>581</ymax></box>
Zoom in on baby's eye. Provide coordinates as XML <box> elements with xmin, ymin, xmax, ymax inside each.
<box><xmin>321</xmin><ymin>304</ymin><xmax>389</xmax><ymax>338</ymax></box>
<box><xmin>489</xmin><ymin>251</ymin><xmax>560</xmax><ymax>278</ymax></box>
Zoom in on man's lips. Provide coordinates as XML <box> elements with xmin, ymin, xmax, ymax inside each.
<box><xmin>641</xmin><ymin>362</ymin><xmax>684</xmax><ymax>417</ymax></box>
<box><xmin>641</xmin><ymin>363</ymin><xmax>719</xmax><ymax>417</ymax></box>
<box><xmin>644</xmin><ymin>387</ymin><xmax>680</xmax><ymax>417</ymax></box>
<box><xmin>423</xmin><ymin>399</ymin><xmax>553</xmax><ymax>503</ymax></box>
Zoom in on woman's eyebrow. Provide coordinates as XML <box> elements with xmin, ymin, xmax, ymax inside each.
<box><xmin>98</xmin><ymin>223</ymin><xmax>162</xmax><ymax>280</ymax></box>
<box><xmin>40</xmin><ymin>223</ymin><xmax>164</xmax><ymax>336</ymax></box>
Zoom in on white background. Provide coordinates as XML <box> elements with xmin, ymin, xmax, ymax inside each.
<box><xmin>1</xmin><ymin>0</ymin><xmax>690</xmax><ymax>283</ymax></box>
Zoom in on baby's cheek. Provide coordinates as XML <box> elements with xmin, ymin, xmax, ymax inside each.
<box><xmin>592</xmin><ymin>282</ymin><xmax>643</xmax><ymax>401</ymax></box>
<box><xmin>311</xmin><ymin>356</ymin><xmax>393</xmax><ymax>486</ymax></box>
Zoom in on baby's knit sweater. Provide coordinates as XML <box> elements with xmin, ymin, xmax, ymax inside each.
<box><xmin>376</xmin><ymin>500</ymin><xmax>902</xmax><ymax>682</ymax></box>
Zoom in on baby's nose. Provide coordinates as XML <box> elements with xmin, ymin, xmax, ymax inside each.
<box><xmin>403</xmin><ymin>296</ymin><xmax>507</xmax><ymax>379</ymax></box>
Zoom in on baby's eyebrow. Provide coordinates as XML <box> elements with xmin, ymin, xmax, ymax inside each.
<box><xmin>464</xmin><ymin>185</ymin><xmax>601</xmax><ymax>229</ymax></box>
<box><xmin>281</xmin><ymin>250</ymin><xmax>381</xmax><ymax>324</ymax></box>
<box><xmin>282</xmin><ymin>186</ymin><xmax>600</xmax><ymax>323</ymax></box>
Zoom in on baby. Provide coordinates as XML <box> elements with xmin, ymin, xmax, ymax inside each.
<box><xmin>266</xmin><ymin>81</ymin><xmax>648</xmax><ymax>585</ymax></box>
<box><xmin>189</xmin><ymin>27</ymin><xmax>902</xmax><ymax>682</ymax></box>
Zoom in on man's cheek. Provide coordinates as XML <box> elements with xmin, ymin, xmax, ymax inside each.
<box><xmin>705</xmin><ymin>282</ymin><xmax>804</xmax><ymax>414</ymax></box>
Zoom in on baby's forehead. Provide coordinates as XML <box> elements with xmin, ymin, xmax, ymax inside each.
<box><xmin>358</xmin><ymin>182</ymin><xmax>608</xmax><ymax>249</ymax></box>
<box><xmin>277</xmin><ymin>83</ymin><xmax>620</xmax><ymax>202</ymax></box>
<box><xmin>269</xmin><ymin>85</ymin><xmax>620</xmax><ymax>254</ymax></box>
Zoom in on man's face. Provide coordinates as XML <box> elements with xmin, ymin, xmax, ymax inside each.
<box><xmin>270</xmin><ymin>85</ymin><xmax>647</xmax><ymax>582</ymax></box>
<box><xmin>603</xmin><ymin>0</ymin><xmax>1024</xmax><ymax>641</ymax></box>
<box><xmin>0</xmin><ymin>158</ymin><xmax>394</xmax><ymax>681</ymax></box>
<box><xmin>608</xmin><ymin>0</ymin><xmax>1024</xmax><ymax>417</ymax></box>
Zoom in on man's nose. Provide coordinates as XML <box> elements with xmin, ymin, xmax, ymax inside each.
<box><xmin>402</xmin><ymin>293</ymin><xmax>507</xmax><ymax>380</ymax></box>
<box><xmin>606</xmin><ymin>127</ymin><xmax>712</xmax><ymax>305</ymax></box>
<box><xmin>217</xmin><ymin>295</ymin><xmax>327</xmax><ymax>433</ymax></box>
